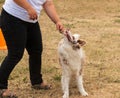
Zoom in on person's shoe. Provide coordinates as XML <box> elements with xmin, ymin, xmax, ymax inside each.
<box><xmin>32</xmin><ymin>83</ymin><xmax>52</xmax><ymax>90</ymax></box>
<box><xmin>0</xmin><ymin>89</ymin><xmax>18</xmax><ymax>98</ymax></box>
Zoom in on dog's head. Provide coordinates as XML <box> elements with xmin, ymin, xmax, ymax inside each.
<box><xmin>63</xmin><ymin>30</ymin><xmax>86</xmax><ymax>50</ymax></box>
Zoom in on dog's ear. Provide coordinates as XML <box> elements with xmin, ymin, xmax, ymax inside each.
<box><xmin>78</xmin><ymin>40</ymin><xmax>86</xmax><ymax>46</ymax></box>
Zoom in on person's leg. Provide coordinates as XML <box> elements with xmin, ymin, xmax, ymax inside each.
<box><xmin>26</xmin><ymin>22</ymin><xmax>43</xmax><ymax>85</ymax></box>
<box><xmin>0</xmin><ymin>9</ymin><xmax>27</xmax><ymax>89</ymax></box>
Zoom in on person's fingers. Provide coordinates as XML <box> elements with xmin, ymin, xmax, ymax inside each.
<box><xmin>56</xmin><ymin>22</ymin><xmax>64</xmax><ymax>33</ymax></box>
<box><xmin>27</xmin><ymin>8</ymin><xmax>38</xmax><ymax>20</ymax></box>
<box><xmin>30</xmin><ymin>14</ymin><xmax>38</xmax><ymax>20</ymax></box>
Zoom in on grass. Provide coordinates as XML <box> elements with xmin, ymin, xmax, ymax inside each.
<box><xmin>0</xmin><ymin>0</ymin><xmax>120</xmax><ymax>98</ymax></box>
<box><xmin>114</xmin><ymin>19</ymin><xmax>120</xmax><ymax>23</ymax></box>
<box><xmin>0</xmin><ymin>0</ymin><xmax>4</xmax><ymax>3</ymax></box>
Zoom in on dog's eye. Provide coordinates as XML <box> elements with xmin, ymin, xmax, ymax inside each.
<box><xmin>77</xmin><ymin>40</ymin><xmax>81</xmax><ymax>43</ymax></box>
<box><xmin>72</xmin><ymin>36</ymin><xmax>75</xmax><ymax>40</ymax></box>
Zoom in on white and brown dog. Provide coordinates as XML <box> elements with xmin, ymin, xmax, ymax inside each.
<box><xmin>58</xmin><ymin>30</ymin><xmax>88</xmax><ymax>98</ymax></box>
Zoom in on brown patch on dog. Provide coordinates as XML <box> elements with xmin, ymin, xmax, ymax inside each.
<box><xmin>63</xmin><ymin>58</ymin><xmax>69</xmax><ymax>65</ymax></box>
<box><xmin>72</xmin><ymin>44</ymin><xmax>80</xmax><ymax>50</ymax></box>
<box><xmin>79</xmin><ymin>68</ymin><xmax>83</xmax><ymax>75</ymax></box>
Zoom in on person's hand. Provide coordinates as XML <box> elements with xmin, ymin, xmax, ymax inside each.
<box><xmin>56</xmin><ymin>21</ymin><xmax>64</xmax><ymax>33</ymax></box>
<box><xmin>27</xmin><ymin>7</ymin><xmax>38</xmax><ymax>20</ymax></box>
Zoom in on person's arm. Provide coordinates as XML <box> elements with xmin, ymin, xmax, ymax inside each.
<box><xmin>13</xmin><ymin>0</ymin><xmax>37</xmax><ymax>20</ymax></box>
<box><xmin>43</xmin><ymin>0</ymin><xmax>64</xmax><ymax>33</ymax></box>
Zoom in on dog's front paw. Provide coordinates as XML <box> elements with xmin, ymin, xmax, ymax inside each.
<box><xmin>81</xmin><ymin>91</ymin><xmax>88</xmax><ymax>96</ymax></box>
<box><xmin>63</xmin><ymin>94</ymin><xmax>69</xmax><ymax>98</ymax></box>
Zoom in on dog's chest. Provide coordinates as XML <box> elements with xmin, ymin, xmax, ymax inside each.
<box><xmin>66</xmin><ymin>47</ymin><xmax>83</xmax><ymax>67</ymax></box>
<box><xmin>58</xmin><ymin>41</ymin><xmax>84</xmax><ymax>70</ymax></box>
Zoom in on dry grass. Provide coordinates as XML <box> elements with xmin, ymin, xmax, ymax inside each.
<box><xmin>0</xmin><ymin>0</ymin><xmax>120</xmax><ymax>98</ymax></box>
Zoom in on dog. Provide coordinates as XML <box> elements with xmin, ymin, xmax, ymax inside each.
<box><xmin>58</xmin><ymin>30</ymin><xmax>88</xmax><ymax>98</ymax></box>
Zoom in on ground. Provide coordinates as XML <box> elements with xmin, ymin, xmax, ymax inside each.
<box><xmin>0</xmin><ymin>0</ymin><xmax>120</xmax><ymax>98</ymax></box>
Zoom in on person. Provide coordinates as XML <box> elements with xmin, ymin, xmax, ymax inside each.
<box><xmin>0</xmin><ymin>0</ymin><xmax>64</xmax><ymax>97</ymax></box>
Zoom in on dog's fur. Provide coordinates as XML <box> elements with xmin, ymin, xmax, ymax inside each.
<box><xmin>58</xmin><ymin>30</ymin><xmax>88</xmax><ymax>98</ymax></box>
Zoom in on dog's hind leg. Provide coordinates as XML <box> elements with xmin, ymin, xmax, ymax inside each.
<box><xmin>76</xmin><ymin>73</ymin><xmax>88</xmax><ymax>96</ymax></box>
<box><xmin>61</xmin><ymin>69</ymin><xmax>70</xmax><ymax>98</ymax></box>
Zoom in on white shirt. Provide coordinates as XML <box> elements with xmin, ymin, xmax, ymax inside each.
<box><xmin>3</xmin><ymin>0</ymin><xmax>50</xmax><ymax>23</ymax></box>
